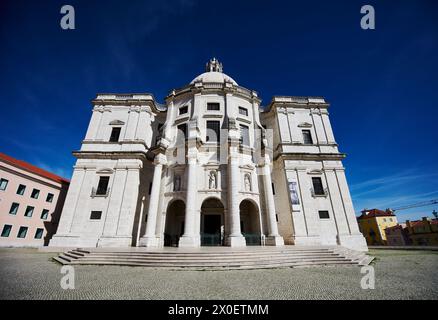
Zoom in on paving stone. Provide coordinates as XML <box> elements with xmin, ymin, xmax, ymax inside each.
<box><xmin>0</xmin><ymin>248</ymin><xmax>437</xmax><ymax>300</ymax></box>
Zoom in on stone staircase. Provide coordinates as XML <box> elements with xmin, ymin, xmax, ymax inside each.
<box><xmin>53</xmin><ymin>246</ymin><xmax>373</xmax><ymax>270</ymax></box>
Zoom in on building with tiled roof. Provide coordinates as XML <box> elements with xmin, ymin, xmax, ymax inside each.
<box><xmin>357</xmin><ymin>208</ymin><xmax>398</xmax><ymax>245</ymax></box>
<box><xmin>406</xmin><ymin>217</ymin><xmax>438</xmax><ymax>246</ymax></box>
<box><xmin>0</xmin><ymin>153</ymin><xmax>69</xmax><ymax>247</ymax></box>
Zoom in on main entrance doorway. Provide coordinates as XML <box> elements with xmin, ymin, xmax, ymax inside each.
<box><xmin>200</xmin><ymin>198</ymin><xmax>224</xmax><ymax>246</ymax></box>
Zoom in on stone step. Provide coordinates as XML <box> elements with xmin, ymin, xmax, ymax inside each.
<box><xmin>67</xmin><ymin>256</ymin><xmax>351</xmax><ymax>266</ymax></box>
<box><xmin>65</xmin><ymin>251</ymin><xmax>84</xmax><ymax>259</ymax></box>
<box><xmin>82</xmin><ymin>250</ymin><xmax>334</xmax><ymax>258</ymax></box>
<box><xmin>64</xmin><ymin>259</ymin><xmax>355</xmax><ymax>270</ymax></box>
<box><xmin>52</xmin><ymin>256</ymin><xmax>70</xmax><ymax>265</ymax></box>
<box><xmin>81</xmin><ymin>251</ymin><xmax>339</xmax><ymax>259</ymax></box>
<box><xmin>77</xmin><ymin>253</ymin><xmax>342</xmax><ymax>262</ymax></box>
<box><xmin>54</xmin><ymin>246</ymin><xmax>368</xmax><ymax>269</ymax></box>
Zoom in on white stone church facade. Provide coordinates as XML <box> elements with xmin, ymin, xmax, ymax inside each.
<box><xmin>50</xmin><ymin>59</ymin><xmax>367</xmax><ymax>251</ymax></box>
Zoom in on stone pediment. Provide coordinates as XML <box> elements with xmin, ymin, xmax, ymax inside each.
<box><xmin>109</xmin><ymin>120</ymin><xmax>125</xmax><ymax>125</ymax></box>
<box><xmin>298</xmin><ymin>122</ymin><xmax>312</xmax><ymax>128</ymax></box>
<box><xmin>96</xmin><ymin>168</ymin><xmax>114</xmax><ymax>174</ymax></box>
<box><xmin>308</xmin><ymin>169</ymin><xmax>323</xmax><ymax>175</ymax></box>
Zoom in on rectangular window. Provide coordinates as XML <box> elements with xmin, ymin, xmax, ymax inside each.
<box><xmin>96</xmin><ymin>176</ymin><xmax>110</xmax><ymax>195</ymax></box>
<box><xmin>312</xmin><ymin>177</ymin><xmax>325</xmax><ymax>195</ymax></box>
<box><xmin>272</xmin><ymin>183</ymin><xmax>276</xmax><ymax>195</ymax></box>
<box><xmin>41</xmin><ymin>209</ymin><xmax>49</xmax><ymax>220</ymax></box>
<box><xmin>1</xmin><ymin>225</ymin><xmax>12</xmax><ymax>237</ymax></box>
<box><xmin>179</xmin><ymin>105</ymin><xmax>188</xmax><ymax>115</ymax></box>
<box><xmin>24</xmin><ymin>206</ymin><xmax>34</xmax><ymax>217</ymax></box>
<box><xmin>9</xmin><ymin>202</ymin><xmax>19</xmax><ymax>215</ymax></box>
<box><xmin>238</xmin><ymin>106</ymin><xmax>248</xmax><ymax>116</ymax></box>
<box><xmin>0</xmin><ymin>178</ymin><xmax>8</xmax><ymax>190</ymax></box>
<box><xmin>46</xmin><ymin>193</ymin><xmax>54</xmax><ymax>203</ymax></box>
<box><xmin>90</xmin><ymin>211</ymin><xmax>102</xmax><ymax>220</ymax></box>
<box><xmin>207</xmin><ymin>102</ymin><xmax>220</xmax><ymax>111</ymax></box>
<box><xmin>16</xmin><ymin>184</ymin><xmax>26</xmax><ymax>195</ymax></box>
<box><xmin>302</xmin><ymin>130</ymin><xmax>313</xmax><ymax>144</ymax></box>
<box><xmin>206</xmin><ymin>121</ymin><xmax>220</xmax><ymax>143</ymax></box>
<box><xmin>31</xmin><ymin>188</ymin><xmax>40</xmax><ymax>199</ymax></box>
<box><xmin>109</xmin><ymin>127</ymin><xmax>121</xmax><ymax>142</ymax></box>
<box><xmin>319</xmin><ymin>210</ymin><xmax>330</xmax><ymax>219</ymax></box>
<box><xmin>240</xmin><ymin>124</ymin><xmax>250</xmax><ymax>146</ymax></box>
<box><xmin>34</xmin><ymin>228</ymin><xmax>44</xmax><ymax>239</ymax></box>
<box><xmin>17</xmin><ymin>226</ymin><xmax>28</xmax><ymax>238</ymax></box>
<box><xmin>177</xmin><ymin>123</ymin><xmax>187</xmax><ymax>140</ymax></box>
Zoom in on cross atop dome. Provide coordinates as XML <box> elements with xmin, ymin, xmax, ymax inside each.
<box><xmin>205</xmin><ymin>57</ymin><xmax>223</xmax><ymax>73</ymax></box>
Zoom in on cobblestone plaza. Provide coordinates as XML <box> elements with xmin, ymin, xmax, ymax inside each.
<box><xmin>0</xmin><ymin>248</ymin><xmax>437</xmax><ymax>300</ymax></box>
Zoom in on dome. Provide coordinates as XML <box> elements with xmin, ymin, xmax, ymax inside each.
<box><xmin>190</xmin><ymin>58</ymin><xmax>238</xmax><ymax>85</ymax></box>
<box><xmin>190</xmin><ymin>71</ymin><xmax>238</xmax><ymax>85</ymax></box>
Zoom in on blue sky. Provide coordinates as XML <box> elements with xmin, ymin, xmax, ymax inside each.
<box><xmin>0</xmin><ymin>0</ymin><xmax>437</xmax><ymax>221</ymax></box>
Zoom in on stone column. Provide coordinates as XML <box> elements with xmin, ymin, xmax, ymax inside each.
<box><xmin>225</xmin><ymin>133</ymin><xmax>246</xmax><ymax>247</ymax></box>
<box><xmin>179</xmin><ymin>150</ymin><xmax>200</xmax><ymax>247</ymax></box>
<box><xmin>262</xmin><ymin>156</ymin><xmax>284</xmax><ymax>246</ymax></box>
<box><xmin>139</xmin><ymin>153</ymin><xmax>166</xmax><ymax>247</ymax></box>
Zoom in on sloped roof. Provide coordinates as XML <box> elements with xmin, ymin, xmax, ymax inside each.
<box><xmin>357</xmin><ymin>208</ymin><xmax>395</xmax><ymax>220</ymax></box>
<box><xmin>0</xmin><ymin>152</ymin><xmax>69</xmax><ymax>185</ymax></box>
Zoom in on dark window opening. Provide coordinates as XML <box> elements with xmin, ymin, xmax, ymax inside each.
<box><xmin>312</xmin><ymin>177</ymin><xmax>325</xmax><ymax>195</ymax></box>
<box><xmin>302</xmin><ymin>130</ymin><xmax>313</xmax><ymax>144</ymax></box>
<box><xmin>16</xmin><ymin>184</ymin><xmax>26</xmax><ymax>195</ymax></box>
<box><xmin>207</xmin><ymin>103</ymin><xmax>220</xmax><ymax>111</ymax></box>
<box><xmin>319</xmin><ymin>210</ymin><xmax>330</xmax><ymax>219</ymax></box>
<box><xmin>46</xmin><ymin>193</ymin><xmax>54</xmax><ymax>203</ymax></box>
<box><xmin>272</xmin><ymin>183</ymin><xmax>276</xmax><ymax>195</ymax></box>
<box><xmin>31</xmin><ymin>189</ymin><xmax>40</xmax><ymax>199</ymax></box>
<box><xmin>109</xmin><ymin>127</ymin><xmax>121</xmax><ymax>142</ymax></box>
<box><xmin>1</xmin><ymin>224</ymin><xmax>12</xmax><ymax>237</ymax></box>
<box><xmin>34</xmin><ymin>228</ymin><xmax>44</xmax><ymax>239</ymax></box>
<box><xmin>24</xmin><ymin>206</ymin><xmax>34</xmax><ymax>217</ymax></box>
<box><xmin>238</xmin><ymin>106</ymin><xmax>248</xmax><ymax>116</ymax></box>
<box><xmin>90</xmin><ymin>211</ymin><xmax>102</xmax><ymax>220</ymax></box>
<box><xmin>206</xmin><ymin>121</ymin><xmax>220</xmax><ymax>142</ymax></box>
<box><xmin>41</xmin><ymin>209</ymin><xmax>49</xmax><ymax>220</ymax></box>
<box><xmin>17</xmin><ymin>226</ymin><xmax>28</xmax><ymax>238</ymax></box>
<box><xmin>0</xmin><ymin>178</ymin><xmax>8</xmax><ymax>190</ymax></box>
<box><xmin>179</xmin><ymin>105</ymin><xmax>188</xmax><ymax>115</ymax></box>
<box><xmin>9</xmin><ymin>202</ymin><xmax>19</xmax><ymax>215</ymax></box>
<box><xmin>96</xmin><ymin>176</ymin><xmax>110</xmax><ymax>195</ymax></box>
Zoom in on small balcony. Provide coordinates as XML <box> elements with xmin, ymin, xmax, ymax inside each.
<box><xmin>310</xmin><ymin>187</ymin><xmax>329</xmax><ymax>198</ymax></box>
<box><xmin>91</xmin><ymin>187</ymin><xmax>110</xmax><ymax>198</ymax></box>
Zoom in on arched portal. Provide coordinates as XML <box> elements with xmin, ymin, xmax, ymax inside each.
<box><xmin>239</xmin><ymin>199</ymin><xmax>261</xmax><ymax>245</ymax></box>
<box><xmin>164</xmin><ymin>199</ymin><xmax>185</xmax><ymax>247</ymax></box>
<box><xmin>200</xmin><ymin>198</ymin><xmax>225</xmax><ymax>246</ymax></box>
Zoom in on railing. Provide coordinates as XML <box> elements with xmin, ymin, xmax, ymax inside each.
<box><xmin>201</xmin><ymin>233</ymin><xmax>222</xmax><ymax>246</ymax></box>
<box><xmin>243</xmin><ymin>233</ymin><xmax>261</xmax><ymax>246</ymax></box>
<box><xmin>91</xmin><ymin>187</ymin><xmax>110</xmax><ymax>198</ymax></box>
<box><xmin>310</xmin><ymin>187</ymin><xmax>328</xmax><ymax>197</ymax></box>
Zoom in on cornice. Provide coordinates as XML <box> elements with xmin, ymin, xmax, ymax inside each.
<box><xmin>274</xmin><ymin>152</ymin><xmax>346</xmax><ymax>162</ymax></box>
